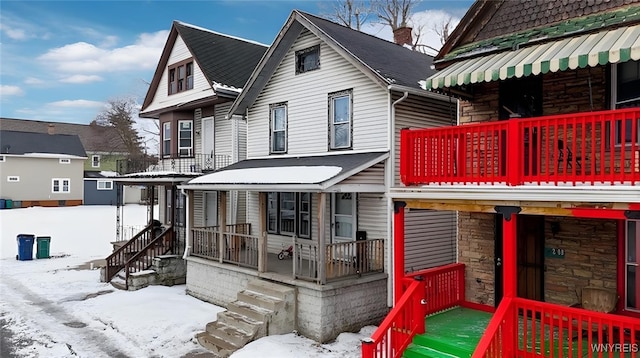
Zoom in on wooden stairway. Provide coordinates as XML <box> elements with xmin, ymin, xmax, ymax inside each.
<box><xmin>196</xmin><ymin>280</ymin><xmax>296</xmax><ymax>357</ymax></box>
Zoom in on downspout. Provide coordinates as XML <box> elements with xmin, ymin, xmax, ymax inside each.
<box><xmin>230</xmin><ymin>116</ymin><xmax>239</xmax><ymax>225</ymax></box>
<box><xmin>388</xmin><ymin>89</ymin><xmax>409</xmax><ymax>307</ymax></box>
<box><xmin>181</xmin><ymin>187</ymin><xmax>190</xmax><ymax>259</ymax></box>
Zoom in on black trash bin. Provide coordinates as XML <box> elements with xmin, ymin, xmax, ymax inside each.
<box><xmin>16</xmin><ymin>234</ymin><xmax>35</xmax><ymax>261</ymax></box>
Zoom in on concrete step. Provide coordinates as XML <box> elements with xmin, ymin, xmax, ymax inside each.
<box><xmin>226</xmin><ymin>300</ymin><xmax>272</xmax><ymax>322</ymax></box>
<box><xmin>110</xmin><ymin>275</ymin><xmax>127</xmax><ymax>290</ymax></box>
<box><xmin>195</xmin><ymin>332</ymin><xmax>237</xmax><ymax>358</ymax></box>
<box><xmin>236</xmin><ymin>290</ymin><xmax>282</xmax><ymax>311</ymax></box>
<box><xmin>246</xmin><ymin>280</ymin><xmax>295</xmax><ymax>301</ymax></box>
<box><xmin>216</xmin><ymin>311</ymin><xmax>263</xmax><ymax>336</ymax></box>
<box><xmin>205</xmin><ymin>321</ymin><xmax>254</xmax><ymax>348</ymax></box>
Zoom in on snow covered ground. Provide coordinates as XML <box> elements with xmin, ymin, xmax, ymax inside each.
<box><xmin>0</xmin><ymin>205</ymin><xmax>373</xmax><ymax>358</ymax></box>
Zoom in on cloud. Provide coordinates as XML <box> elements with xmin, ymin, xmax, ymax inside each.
<box><xmin>1</xmin><ymin>26</ymin><xmax>28</xmax><ymax>40</ymax></box>
<box><xmin>60</xmin><ymin>75</ymin><xmax>104</xmax><ymax>84</ymax></box>
<box><xmin>48</xmin><ymin>99</ymin><xmax>105</xmax><ymax>109</ymax></box>
<box><xmin>0</xmin><ymin>85</ymin><xmax>25</xmax><ymax>96</ymax></box>
<box><xmin>38</xmin><ymin>30</ymin><xmax>169</xmax><ymax>74</ymax></box>
<box><xmin>24</xmin><ymin>77</ymin><xmax>45</xmax><ymax>85</ymax></box>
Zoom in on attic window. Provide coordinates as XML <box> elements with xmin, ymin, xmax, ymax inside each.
<box><xmin>295</xmin><ymin>45</ymin><xmax>320</xmax><ymax>74</ymax></box>
<box><xmin>59</xmin><ymin>158</ymin><xmax>71</xmax><ymax>164</ymax></box>
<box><xmin>168</xmin><ymin>59</ymin><xmax>194</xmax><ymax>95</ymax></box>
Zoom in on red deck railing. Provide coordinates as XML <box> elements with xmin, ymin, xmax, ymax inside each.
<box><xmin>361</xmin><ymin>263</ymin><xmax>465</xmax><ymax>358</ymax></box>
<box><xmin>401</xmin><ymin>108</ymin><xmax>640</xmax><ymax>186</ymax></box>
<box><xmin>473</xmin><ymin>297</ymin><xmax>640</xmax><ymax>358</ymax></box>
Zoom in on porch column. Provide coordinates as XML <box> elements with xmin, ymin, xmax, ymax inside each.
<box><xmin>502</xmin><ymin>212</ymin><xmax>518</xmax><ymax>298</ymax></box>
<box><xmin>318</xmin><ymin>192</ymin><xmax>326</xmax><ymax>285</ymax></box>
<box><xmin>149</xmin><ymin>185</ymin><xmax>155</xmax><ymax>225</ymax></box>
<box><xmin>185</xmin><ymin>190</ymin><xmax>194</xmax><ymax>257</ymax></box>
<box><xmin>393</xmin><ymin>201</ymin><xmax>406</xmax><ymax>304</ymax></box>
<box><xmin>218</xmin><ymin>191</ymin><xmax>227</xmax><ymax>264</ymax></box>
<box><xmin>258</xmin><ymin>192</ymin><xmax>267</xmax><ymax>273</ymax></box>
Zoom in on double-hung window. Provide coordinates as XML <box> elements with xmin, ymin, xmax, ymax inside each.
<box><xmin>270</xmin><ymin>103</ymin><xmax>287</xmax><ymax>154</ymax></box>
<box><xmin>97</xmin><ymin>180</ymin><xmax>113</xmax><ymax>190</ymax></box>
<box><xmin>612</xmin><ymin>60</ymin><xmax>640</xmax><ymax>145</ymax></box>
<box><xmin>626</xmin><ymin>220</ymin><xmax>640</xmax><ymax>312</ymax></box>
<box><xmin>295</xmin><ymin>45</ymin><xmax>320</xmax><ymax>74</ymax></box>
<box><xmin>267</xmin><ymin>192</ymin><xmax>311</xmax><ymax>239</ymax></box>
<box><xmin>52</xmin><ymin>178</ymin><xmax>70</xmax><ymax>193</ymax></box>
<box><xmin>329</xmin><ymin>90</ymin><xmax>353</xmax><ymax>149</ymax></box>
<box><xmin>168</xmin><ymin>60</ymin><xmax>194</xmax><ymax>95</ymax></box>
<box><xmin>163</xmin><ymin>122</ymin><xmax>171</xmax><ymax>157</ymax></box>
<box><xmin>92</xmin><ymin>155</ymin><xmax>100</xmax><ymax>168</ymax></box>
<box><xmin>178</xmin><ymin>120</ymin><xmax>193</xmax><ymax>157</ymax></box>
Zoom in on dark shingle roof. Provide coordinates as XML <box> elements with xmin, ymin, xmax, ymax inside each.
<box><xmin>174</xmin><ymin>21</ymin><xmax>268</xmax><ymax>89</ymax></box>
<box><xmin>0</xmin><ymin>118</ymin><xmax>128</xmax><ymax>153</ymax></box>
<box><xmin>298</xmin><ymin>11</ymin><xmax>436</xmax><ymax>88</ymax></box>
<box><xmin>0</xmin><ymin>130</ymin><xmax>87</xmax><ymax>157</ymax></box>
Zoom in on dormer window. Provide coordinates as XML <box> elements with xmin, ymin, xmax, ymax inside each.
<box><xmin>295</xmin><ymin>45</ymin><xmax>320</xmax><ymax>74</ymax></box>
<box><xmin>168</xmin><ymin>60</ymin><xmax>194</xmax><ymax>95</ymax></box>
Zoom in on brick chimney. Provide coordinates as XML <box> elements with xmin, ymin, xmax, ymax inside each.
<box><xmin>393</xmin><ymin>26</ymin><xmax>413</xmax><ymax>46</ymax></box>
<box><xmin>48</xmin><ymin>124</ymin><xmax>55</xmax><ymax>135</ymax></box>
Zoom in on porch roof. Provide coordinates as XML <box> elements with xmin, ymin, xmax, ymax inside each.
<box><xmin>113</xmin><ymin>171</ymin><xmax>200</xmax><ymax>185</ymax></box>
<box><xmin>425</xmin><ymin>23</ymin><xmax>640</xmax><ymax>90</ymax></box>
<box><xmin>179</xmin><ymin>151</ymin><xmax>388</xmax><ymax>192</ymax></box>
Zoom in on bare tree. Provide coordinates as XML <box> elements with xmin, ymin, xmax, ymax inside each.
<box><xmin>94</xmin><ymin>98</ymin><xmax>144</xmax><ymax>157</ymax></box>
<box><xmin>321</xmin><ymin>0</ymin><xmax>372</xmax><ymax>30</ymax></box>
<box><xmin>373</xmin><ymin>0</ymin><xmax>418</xmax><ymax>30</ymax></box>
<box><xmin>432</xmin><ymin>16</ymin><xmax>453</xmax><ymax>45</ymax></box>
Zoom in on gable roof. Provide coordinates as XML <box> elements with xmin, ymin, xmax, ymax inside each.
<box><xmin>141</xmin><ymin>21</ymin><xmax>268</xmax><ymax>112</ymax></box>
<box><xmin>0</xmin><ymin>118</ymin><xmax>128</xmax><ymax>153</ymax></box>
<box><xmin>0</xmin><ymin>130</ymin><xmax>87</xmax><ymax>157</ymax></box>
<box><xmin>230</xmin><ymin>10</ymin><xmax>436</xmax><ymax>116</ymax></box>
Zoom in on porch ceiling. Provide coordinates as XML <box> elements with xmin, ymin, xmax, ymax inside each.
<box><xmin>178</xmin><ymin>151</ymin><xmax>388</xmax><ymax>192</ymax></box>
<box><xmin>425</xmin><ymin>23</ymin><xmax>640</xmax><ymax>90</ymax></box>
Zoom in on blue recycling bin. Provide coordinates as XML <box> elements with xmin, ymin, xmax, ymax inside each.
<box><xmin>16</xmin><ymin>234</ymin><xmax>35</xmax><ymax>261</ymax></box>
<box><xmin>0</xmin><ymin>199</ymin><xmax>4</xmax><ymax>209</ymax></box>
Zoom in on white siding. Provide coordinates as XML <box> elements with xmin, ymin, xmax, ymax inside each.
<box><xmin>194</xmin><ymin>108</ymin><xmax>203</xmax><ymax>155</ymax></box>
<box><xmin>142</xmin><ymin>36</ymin><xmax>213</xmax><ymax>115</ymax></box>
<box><xmin>404</xmin><ymin>209</ymin><xmax>457</xmax><ymax>272</ymax></box>
<box><xmin>357</xmin><ymin>193</ymin><xmax>387</xmax><ymax>241</ymax></box>
<box><xmin>193</xmin><ymin>191</ymin><xmax>204</xmax><ymax>227</ymax></box>
<box><xmin>338</xmin><ymin>163</ymin><xmax>385</xmax><ymax>186</ymax></box>
<box><xmin>247</xmin><ymin>29</ymin><xmax>389</xmax><ymax>158</ymax></box>
<box><xmin>393</xmin><ymin>93</ymin><xmax>456</xmax><ymax>186</ymax></box>
<box><xmin>215</xmin><ymin>103</ymin><xmax>233</xmax><ymax>158</ymax></box>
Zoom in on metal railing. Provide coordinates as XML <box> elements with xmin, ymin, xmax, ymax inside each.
<box><xmin>117</xmin><ymin>154</ymin><xmax>232</xmax><ymax>175</ymax></box>
<box><xmin>401</xmin><ymin>107</ymin><xmax>640</xmax><ymax>186</ymax></box>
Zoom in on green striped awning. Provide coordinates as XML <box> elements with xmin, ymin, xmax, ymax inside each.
<box><xmin>425</xmin><ymin>24</ymin><xmax>640</xmax><ymax>90</ymax></box>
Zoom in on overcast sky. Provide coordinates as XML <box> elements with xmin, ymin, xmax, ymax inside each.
<box><xmin>0</xmin><ymin>0</ymin><xmax>472</xmax><ymax>125</ymax></box>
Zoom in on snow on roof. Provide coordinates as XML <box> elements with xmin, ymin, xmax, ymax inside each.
<box><xmin>22</xmin><ymin>153</ymin><xmax>86</xmax><ymax>159</ymax></box>
<box><xmin>213</xmin><ymin>81</ymin><xmax>242</xmax><ymax>94</ymax></box>
<box><xmin>123</xmin><ymin>170</ymin><xmax>200</xmax><ymax>177</ymax></box>
<box><xmin>99</xmin><ymin>171</ymin><xmax>119</xmax><ymax>177</ymax></box>
<box><xmin>189</xmin><ymin>166</ymin><xmax>342</xmax><ymax>185</ymax></box>
<box><xmin>174</xmin><ymin>20</ymin><xmax>270</xmax><ymax>47</ymax></box>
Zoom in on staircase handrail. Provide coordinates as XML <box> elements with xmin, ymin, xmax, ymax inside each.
<box><xmin>361</xmin><ymin>277</ymin><xmax>425</xmax><ymax>358</ymax></box>
<box><xmin>123</xmin><ymin>226</ymin><xmax>174</xmax><ymax>289</ymax></box>
<box><xmin>105</xmin><ymin>221</ymin><xmax>155</xmax><ymax>282</ymax></box>
<box><xmin>471</xmin><ymin>296</ymin><xmax>514</xmax><ymax>358</ymax></box>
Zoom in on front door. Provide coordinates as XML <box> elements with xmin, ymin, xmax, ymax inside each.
<box><xmin>202</xmin><ymin>117</ymin><xmax>214</xmax><ymax>168</ymax></box>
<box><xmin>517</xmin><ymin>215</ymin><xmax>545</xmax><ymax>301</ymax></box>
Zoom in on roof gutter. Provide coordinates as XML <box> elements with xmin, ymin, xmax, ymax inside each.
<box><xmin>387</xmin><ymin>84</ymin><xmax>451</xmax><ymax>101</ymax></box>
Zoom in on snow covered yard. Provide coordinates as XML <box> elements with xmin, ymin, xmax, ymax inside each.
<box><xmin>0</xmin><ymin>205</ymin><xmax>373</xmax><ymax>358</ymax></box>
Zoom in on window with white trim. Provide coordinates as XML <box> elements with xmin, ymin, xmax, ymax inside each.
<box><xmin>163</xmin><ymin>122</ymin><xmax>171</xmax><ymax>157</ymax></box>
<box><xmin>92</xmin><ymin>155</ymin><xmax>100</xmax><ymax>168</ymax></box>
<box><xmin>267</xmin><ymin>192</ymin><xmax>311</xmax><ymax>239</ymax></box>
<box><xmin>178</xmin><ymin>120</ymin><xmax>193</xmax><ymax>157</ymax></box>
<box><xmin>329</xmin><ymin>90</ymin><xmax>353</xmax><ymax>149</ymax></box>
<box><xmin>59</xmin><ymin>158</ymin><xmax>71</xmax><ymax>164</ymax></box>
<box><xmin>626</xmin><ymin>220</ymin><xmax>640</xmax><ymax>312</ymax></box>
<box><xmin>270</xmin><ymin>103</ymin><xmax>287</xmax><ymax>154</ymax></box>
<box><xmin>7</xmin><ymin>176</ymin><xmax>19</xmax><ymax>182</ymax></box>
<box><xmin>612</xmin><ymin>60</ymin><xmax>640</xmax><ymax>145</ymax></box>
<box><xmin>97</xmin><ymin>180</ymin><xmax>113</xmax><ymax>190</ymax></box>
<box><xmin>52</xmin><ymin>178</ymin><xmax>70</xmax><ymax>193</ymax></box>
<box><xmin>332</xmin><ymin>192</ymin><xmax>356</xmax><ymax>242</ymax></box>
<box><xmin>295</xmin><ymin>45</ymin><xmax>320</xmax><ymax>74</ymax></box>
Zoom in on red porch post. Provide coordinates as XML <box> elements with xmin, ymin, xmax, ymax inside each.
<box><xmin>499</xmin><ymin>206</ymin><xmax>519</xmax><ymax>357</ymax></box>
<box><xmin>394</xmin><ymin>201</ymin><xmax>407</xmax><ymax>304</ymax></box>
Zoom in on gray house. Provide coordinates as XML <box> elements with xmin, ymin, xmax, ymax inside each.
<box><xmin>0</xmin><ymin>130</ymin><xmax>86</xmax><ymax>207</ymax></box>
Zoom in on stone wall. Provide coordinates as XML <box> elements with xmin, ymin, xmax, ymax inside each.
<box><xmin>458</xmin><ymin>212</ymin><xmax>496</xmax><ymax>306</ymax></box>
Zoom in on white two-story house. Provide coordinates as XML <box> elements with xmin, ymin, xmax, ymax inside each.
<box><xmin>178</xmin><ymin>10</ymin><xmax>459</xmax><ymax>352</ymax></box>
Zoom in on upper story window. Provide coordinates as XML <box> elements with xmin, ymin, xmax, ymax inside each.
<box><xmin>270</xmin><ymin>103</ymin><xmax>287</xmax><ymax>154</ymax></box>
<box><xmin>295</xmin><ymin>45</ymin><xmax>320</xmax><ymax>74</ymax></box>
<box><xmin>329</xmin><ymin>89</ymin><xmax>353</xmax><ymax>150</ymax></box>
<box><xmin>178</xmin><ymin>120</ymin><xmax>193</xmax><ymax>157</ymax></box>
<box><xmin>52</xmin><ymin>178</ymin><xmax>70</xmax><ymax>193</ymax></box>
<box><xmin>92</xmin><ymin>155</ymin><xmax>100</xmax><ymax>168</ymax></box>
<box><xmin>168</xmin><ymin>60</ymin><xmax>194</xmax><ymax>95</ymax></box>
<box><xmin>163</xmin><ymin>122</ymin><xmax>171</xmax><ymax>157</ymax></box>
<box><xmin>612</xmin><ymin>60</ymin><xmax>640</xmax><ymax>145</ymax></box>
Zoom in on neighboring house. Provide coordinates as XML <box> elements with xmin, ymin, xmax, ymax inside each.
<box><xmin>366</xmin><ymin>1</ymin><xmax>640</xmax><ymax>357</ymax></box>
<box><xmin>0</xmin><ymin>118</ymin><xmax>131</xmax><ymax>205</ymax></box>
<box><xmin>178</xmin><ymin>10</ymin><xmax>457</xmax><ymax>351</ymax></box>
<box><xmin>102</xmin><ymin>21</ymin><xmax>267</xmax><ymax>292</ymax></box>
<box><xmin>0</xmin><ymin>130</ymin><xmax>86</xmax><ymax>207</ymax></box>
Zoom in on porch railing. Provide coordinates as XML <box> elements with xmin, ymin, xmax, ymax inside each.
<box><xmin>191</xmin><ymin>224</ymin><xmax>251</xmax><ymax>261</ymax></box>
<box><xmin>473</xmin><ymin>297</ymin><xmax>640</xmax><ymax>358</ymax></box>
<box><xmin>105</xmin><ymin>222</ymin><xmax>155</xmax><ymax>282</ymax></box>
<box><xmin>400</xmin><ymin>107</ymin><xmax>640</xmax><ymax>186</ymax></box>
<box><xmin>362</xmin><ymin>263</ymin><xmax>466</xmax><ymax>358</ymax></box>
<box><xmin>123</xmin><ymin>226</ymin><xmax>175</xmax><ymax>290</ymax></box>
<box><xmin>117</xmin><ymin>154</ymin><xmax>232</xmax><ymax>175</ymax></box>
<box><xmin>222</xmin><ymin>231</ymin><xmax>258</xmax><ymax>269</ymax></box>
<box><xmin>294</xmin><ymin>239</ymin><xmax>385</xmax><ymax>283</ymax></box>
